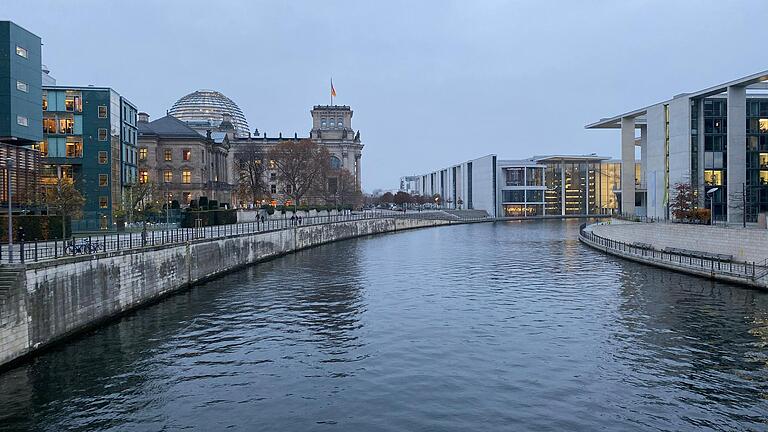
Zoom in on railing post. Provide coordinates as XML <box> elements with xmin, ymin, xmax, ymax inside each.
<box><xmin>34</xmin><ymin>240</ymin><xmax>38</xmax><ymax>262</ymax></box>
<box><xmin>19</xmin><ymin>238</ymin><xmax>24</xmax><ymax>263</ymax></box>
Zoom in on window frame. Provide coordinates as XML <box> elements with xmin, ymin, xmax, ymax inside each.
<box><xmin>98</xmin><ymin>151</ymin><xmax>108</xmax><ymax>164</ymax></box>
<box><xmin>16</xmin><ymin>81</ymin><xmax>28</xmax><ymax>93</ymax></box>
<box><xmin>99</xmin><ymin>174</ymin><xmax>108</xmax><ymax>187</ymax></box>
<box><xmin>98</xmin><ymin>128</ymin><xmax>108</xmax><ymax>141</ymax></box>
<box><xmin>182</xmin><ymin>169</ymin><xmax>192</xmax><ymax>184</ymax></box>
<box><xmin>98</xmin><ymin>106</ymin><xmax>108</xmax><ymax>119</ymax></box>
<box><xmin>99</xmin><ymin>196</ymin><xmax>109</xmax><ymax>209</ymax></box>
<box><xmin>164</xmin><ymin>149</ymin><xmax>172</xmax><ymax>161</ymax></box>
<box><xmin>16</xmin><ymin>115</ymin><xmax>28</xmax><ymax>127</ymax></box>
<box><xmin>15</xmin><ymin>45</ymin><xmax>28</xmax><ymax>58</ymax></box>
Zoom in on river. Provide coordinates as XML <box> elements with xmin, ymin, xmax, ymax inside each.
<box><xmin>1</xmin><ymin>220</ymin><xmax>767</xmax><ymax>431</ymax></box>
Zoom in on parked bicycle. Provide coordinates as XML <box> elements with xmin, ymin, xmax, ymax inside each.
<box><xmin>64</xmin><ymin>239</ymin><xmax>104</xmax><ymax>255</ymax></box>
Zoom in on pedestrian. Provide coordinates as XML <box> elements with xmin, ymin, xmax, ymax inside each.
<box><xmin>298</xmin><ymin>216</ymin><xmax>303</xmax><ymax>225</ymax></box>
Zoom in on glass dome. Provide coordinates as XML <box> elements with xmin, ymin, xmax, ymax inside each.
<box><xmin>169</xmin><ymin>89</ymin><xmax>250</xmax><ymax>137</ymax></box>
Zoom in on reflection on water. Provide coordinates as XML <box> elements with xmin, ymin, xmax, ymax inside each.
<box><xmin>0</xmin><ymin>220</ymin><xmax>767</xmax><ymax>431</ymax></box>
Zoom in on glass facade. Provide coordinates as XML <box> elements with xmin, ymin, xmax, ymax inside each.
<box><xmin>702</xmin><ymin>98</ymin><xmax>728</xmax><ymax>220</ymax></box>
<box><xmin>745</xmin><ymin>98</ymin><xmax>768</xmax><ymax>222</ymax></box>
<box><xmin>540</xmin><ymin>158</ymin><xmax>621</xmax><ymax>216</ymax></box>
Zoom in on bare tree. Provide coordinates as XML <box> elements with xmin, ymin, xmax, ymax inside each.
<box><xmin>41</xmin><ymin>177</ymin><xmax>85</xmax><ymax>238</ymax></box>
<box><xmin>235</xmin><ymin>145</ymin><xmax>268</xmax><ymax>206</ymax></box>
<box><xmin>268</xmin><ymin>139</ymin><xmax>329</xmax><ymax>206</ymax></box>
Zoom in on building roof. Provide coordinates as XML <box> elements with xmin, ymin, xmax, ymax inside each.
<box><xmin>586</xmin><ymin>69</ymin><xmax>768</xmax><ymax>129</ymax></box>
<box><xmin>138</xmin><ymin>115</ymin><xmax>205</xmax><ymax>139</ymax></box>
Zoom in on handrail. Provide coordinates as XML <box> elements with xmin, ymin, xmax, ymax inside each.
<box><xmin>579</xmin><ymin>224</ymin><xmax>763</xmax><ymax>281</ymax></box>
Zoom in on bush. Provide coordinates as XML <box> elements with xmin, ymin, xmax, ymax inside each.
<box><xmin>171</xmin><ymin>200</ymin><xmax>180</xmax><ymax>209</ymax></box>
<box><xmin>0</xmin><ymin>215</ymin><xmax>70</xmax><ymax>241</ymax></box>
<box><xmin>198</xmin><ymin>196</ymin><xmax>209</xmax><ymax>209</ymax></box>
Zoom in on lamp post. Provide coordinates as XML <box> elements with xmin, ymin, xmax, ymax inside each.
<box><xmin>6</xmin><ymin>158</ymin><xmax>13</xmax><ymax>263</ymax></box>
<box><xmin>706</xmin><ymin>187</ymin><xmax>719</xmax><ymax>226</ymax></box>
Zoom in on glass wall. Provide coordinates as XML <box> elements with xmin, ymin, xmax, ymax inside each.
<box><xmin>745</xmin><ymin>98</ymin><xmax>768</xmax><ymax>222</ymax></box>
<box><xmin>544</xmin><ymin>162</ymin><xmax>562</xmax><ymax>215</ymax></box>
<box><xmin>703</xmin><ymin>98</ymin><xmax>727</xmax><ymax>220</ymax></box>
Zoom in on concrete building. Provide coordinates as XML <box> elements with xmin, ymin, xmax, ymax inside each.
<box><xmin>137</xmin><ymin>113</ymin><xmax>233</xmax><ymax>206</ymax></box>
<box><xmin>399</xmin><ymin>175</ymin><xmax>421</xmax><ymax>195</ymax></box>
<box><xmin>587</xmin><ymin>70</ymin><xmax>768</xmax><ymax>224</ymax></box>
<box><xmin>40</xmin><ymin>86</ymin><xmax>137</xmax><ymax>230</ymax></box>
<box><xmin>413</xmin><ymin>154</ymin><xmax>627</xmax><ymax>218</ymax></box>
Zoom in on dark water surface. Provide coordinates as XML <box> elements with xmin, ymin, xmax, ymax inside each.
<box><xmin>1</xmin><ymin>220</ymin><xmax>767</xmax><ymax>431</ymax></box>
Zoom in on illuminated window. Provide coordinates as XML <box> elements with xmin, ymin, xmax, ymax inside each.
<box><xmin>704</xmin><ymin>170</ymin><xmax>723</xmax><ymax>186</ymax></box>
<box><xmin>16</xmin><ymin>81</ymin><xmax>28</xmax><ymax>93</ymax></box>
<box><xmin>761</xmin><ymin>171</ymin><xmax>768</xmax><ymax>185</ymax></box>
<box><xmin>139</xmin><ymin>170</ymin><xmax>149</xmax><ymax>184</ymax></box>
<box><xmin>183</xmin><ymin>192</ymin><xmax>191</xmax><ymax>204</ymax></box>
<box><xmin>139</xmin><ymin>147</ymin><xmax>147</xmax><ymax>161</ymax></box>
<box><xmin>164</xmin><ymin>149</ymin><xmax>172</xmax><ymax>161</ymax></box>
<box><xmin>99</xmin><ymin>196</ymin><xmax>108</xmax><ymax>209</ymax></box>
<box><xmin>98</xmin><ymin>106</ymin><xmax>108</xmax><ymax>118</ymax></box>
<box><xmin>43</xmin><ymin>116</ymin><xmax>56</xmax><ymax>133</ymax></box>
<box><xmin>35</xmin><ymin>141</ymin><xmax>49</xmax><ymax>157</ymax></box>
<box><xmin>98</xmin><ymin>128</ymin><xmax>108</xmax><ymax>141</ymax></box>
<box><xmin>99</xmin><ymin>174</ymin><xmax>108</xmax><ymax>187</ymax></box>
<box><xmin>65</xmin><ymin>139</ymin><xmax>83</xmax><ymax>157</ymax></box>
<box><xmin>64</xmin><ymin>92</ymin><xmax>82</xmax><ymax>112</ymax></box>
<box><xmin>182</xmin><ymin>170</ymin><xmax>191</xmax><ymax>184</ymax></box>
<box><xmin>183</xmin><ymin>149</ymin><xmax>191</xmax><ymax>161</ymax></box>
<box><xmin>269</xmin><ymin>160</ymin><xmax>276</xmax><ymax>169</ymax></box>
<box><xmin>42</xmin><ymin>91</ymin><xmax>48</xmax><ymax>110</ymax></box>
<box><xmin>98</xmin><ymin>151</ymin><xmax>108</xmax><ymax>164</ymax></box>
<box><xmin>59</xmin><ymin>116</ymin><xmax>74</xmax><ymax>134</ymax></box>
<box><xmin>164</xmin><ymin>170</ymin><xmax>172</xmax><ymax>183</ymax></box>
<box><xmin>16</xmin><ymin>115</ymin><xmax>28</xmax><ymax>126</ymax></box>
<box><xmin>15</xmin><ymin>46</ymin><xmax>27</xmax><ymax>58</ymax></box>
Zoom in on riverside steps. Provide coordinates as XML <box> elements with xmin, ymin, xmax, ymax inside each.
<box><xmin>579</xmin><ymin>219</ymin><xmax>768</xmax><ymax>289</ymax></box>
<box><xmin>0</xmin><ymin>212</ymin><xmax>480</xmax><ymax>370</ymax></box>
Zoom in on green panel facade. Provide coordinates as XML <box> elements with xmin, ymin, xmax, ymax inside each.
<box><xmin>0</xmin><ymin>21</ymin><xmax>42</xmax><ymax>143</ymax></box>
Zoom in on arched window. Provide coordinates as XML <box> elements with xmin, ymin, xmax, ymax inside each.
<box><xmin>321</xmin><ymin>118</ymin><xmax>326</xmax><ymax>127</ymax></box>
<box><xmin>337</xmin><ymin>118</ymin><xmax>343</xmax><ymax>127</ymax></box>
<box><xmin>330</xmin><ymin>156</ymin><xmax>342</xmax><ymax>170</ymax></box>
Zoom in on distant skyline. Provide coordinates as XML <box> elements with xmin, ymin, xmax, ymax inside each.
<box><xmin>5</xmin><ymin>0</ymin><xmax>768</xmax><ymax>191</ymax></box>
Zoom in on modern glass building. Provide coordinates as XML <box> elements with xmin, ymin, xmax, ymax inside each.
<box><xmin>411</xmin><ymin>154</ymin><xmax>626</xmax><ymax>217</ymax></box>
<box><xmin>39</xmin><ymin>86</ymin><xmax>137</xmax><ymax>230</ymax></box>
<box><xmin>588</xmin><ymin>70</ymin><xmax>768</xmax><ymax>224</ymax></box>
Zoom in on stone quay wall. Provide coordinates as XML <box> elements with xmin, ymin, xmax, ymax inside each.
<box><xmin>591</xmin><ymin>220</ymin><xmax>768</xmax><ymax>264</ymax></box>
<box><xmin>0</xmin><ymin>218</ymin><xmax>451</xmax><ymax>369</ymax></box>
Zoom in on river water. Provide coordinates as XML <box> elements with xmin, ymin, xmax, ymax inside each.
<box><xmin>1</xmin><ymin>220</ymin><xmax>767</xmax><ymax>431</ymax></box>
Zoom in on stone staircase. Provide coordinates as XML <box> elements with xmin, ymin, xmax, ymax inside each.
<box><xmin>0</xmin><ymin>265</ymin><xmax>24</xmax><ymax>302</ymax></box>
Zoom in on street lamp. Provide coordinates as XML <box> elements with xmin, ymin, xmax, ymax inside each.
<box><xmin>706</xmin><ymin>187</ymin><xmax>719</xmax><ymax>225</ymax></box>
<box><xmin>6</xmin><ymin>158</ymin><xmax>13</xmax><ymax>263</ymax></box>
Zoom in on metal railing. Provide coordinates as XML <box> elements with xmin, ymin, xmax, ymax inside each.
<box><xmin>0</xmin><ymin>210</ymin><xmax>488</xmax><ymax>264</ymax></box>
<box><xmin>579</xmin><ymin>223</ymin><xmax>764</xmax><ymax>281</ymax></box>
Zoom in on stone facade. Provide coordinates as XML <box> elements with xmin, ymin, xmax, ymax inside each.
<box><xmin>137</xmin><ymin>113</ymin><xmax>234</xmax><ymax>205</ymax></box>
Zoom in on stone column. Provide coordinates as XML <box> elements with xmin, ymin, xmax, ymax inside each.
<box><xmin>727</xmin><ymin>85</ymin><xmax>746</xmax><ymax>225</ymax></box>
<box><xmin>621</xmin><ymin>117</ymin><xmax>636</xmax><ymax>216</ymax></box>
<box><xmin>355</xmin><ymin>153</ymin><xmax>362</xmax><ymax>190</ymax></box>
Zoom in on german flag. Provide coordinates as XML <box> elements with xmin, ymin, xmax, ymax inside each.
<box><xmin>331</xmin><ymin>79</ymin><xmax>337</xmax><ymax>98</ymax></box>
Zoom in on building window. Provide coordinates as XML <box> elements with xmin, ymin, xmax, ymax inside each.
<box><xmin>505</xmin><ymin>168</ymin><xmax>524</xmax><ymax>186</ymax></box>
<box><xmin>321</xmin><ymin>118</ymin><xmax>327</xmax><ymax>127</ymax></box>
<box><xmin>65</xmin><ymin>92</ymin><xmax>82</xmax><ymax>112</ymax></box>
<box><xmin>337</xmin><ymin>119</ymin><xmax>343</xmax><ymax>127</ymax></box>
<box><xmin>16</xmin><ymin>81</ymin><xmax>28</xmax><ymax>93</ymax></box>
<box><xmin>98</xmin><ymin>106</ymin><xmax>108</xmax><ymax>118</ymax></box>
<box><xmin>139</xmin><ymin>147</ymin><xmax>147</xmax><ymax>161</ymax></box>
<box><xmin>269</xmin><ymin>160</ymin><xmax>276</xmax><ymax>169</ymax></box>
<box><xmin>43</xmin><ymin>116</ymin><xmax>56</xmax><ymax>133</ymax></box>
<box><xmin>182</xmin><ymin>170</ymin><xmax>191</xmax><ymax>184</ymax></box>
<box><xmin>98</xmin><ymin>151</ymin><xmax>108</xmax><ymax>164</ymax></box>
<box><xmin>183</xmin><ymin>149</ymin><xmax>191</xmax><ymax>161</ymax></box>
<box><xmin>16</xmin><ymin>116</ymin><xmax>28</xmax><ymax>127</ymax></box>
<box><xmin>139</xmin><ymin>170</ymin><xmax>149</xmax><ymax>184</ymax></box>
<box><xmin>36</xmin><ymin>141</ymin><xmax>48</xmax><ymax>157</ymax></box>
<box><xmin>99</xmin><ymin>174</ymin><xmax>108</xmax><ymax>187</ymax></box>
<box><xmin>42</xmin><ymin>91</ymin><xmax>48</xmax><ymax>110</ymax></box>
<box><xmin>164</xmin><ymin>170</ymin><xmax>172</xmax><ymax>183</ymax></box>
<box><xmin>59</xmin><ymin>116</ymin><xmax>74</xmax><ymax>134</ymax></box>
<box><xmin>164</xmin><ymin>149</ymin><xmax>172</xmax><ymax>161</ymax></box>
<box><xmin>15</xmin><ymin>46</ymin><xmax>28</xmax><ymax>58</ymax></box>
<box><xmin>526</xmin><ymin>167</ymin><xmax>543</xmax><ymax>186</ymax></box>
<box><xmin>704</xmin><ymin>170</ymin><xmax>723</xmax><ymax>186</ymax></box>
<box><xmin>99</xmin><ymin>196</ymin><xmax>109</xmax><ymax>209</ymax></box>
<box><xmin>502</xmin><ymin>190</ymin><xmax>526</xmax><ymax>202</ymax></box>
<box><xmin>270</xmin><ymin>172</ymin><xmax>276</xmax><ymax>181</ymax></box>
<box><xmin>330</xmin><ymin>156</ymin><xmax>342</xmax><ymax>170</ymax></box>
<box><xmin>98</xmin><ymin>128</ymin><xmax>108</xmax><ymax>141</ymax></box>
<box><xmin>183</xmin><ymin>192</ymin><xmax>191</xmax><ymax>204</ymax></box>
<box><xmin>286</xmin><ymin>184</ymin><xmax>292</xmax><ymax>194</ymax></box>
<box><xmin>270</xmin><ymin>184</ymin><xmax>277</xmax><ymax>194</ymax></box>
<box><xmin>65</xmin><ymin>138</ymin><xmax>83</xmax><ymax>157</ymax></box>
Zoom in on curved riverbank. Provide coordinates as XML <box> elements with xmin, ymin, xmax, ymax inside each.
<box><xmin>0</xmin><ymin>217</ymin><xmax>460</xmax><ymax>371</ymax></box>
<box><xmin>579</xmin><ymin>220</ymin><xmax>768</xmax><ymax>289</ymax></box>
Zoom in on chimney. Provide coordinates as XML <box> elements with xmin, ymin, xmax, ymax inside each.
<box><xmin>138</xmin><ymin>112</ymin><xmax>150</xmax><ymax>123</ymax></box>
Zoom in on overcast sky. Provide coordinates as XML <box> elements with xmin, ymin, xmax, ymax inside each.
<box><xmin>6</xmin><ymin>1</ymin><xmax>768</xmax><ymax>191</ymax></box>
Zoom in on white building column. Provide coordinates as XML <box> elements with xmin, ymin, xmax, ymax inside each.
<box><xmin>621</xmin><ymin>117</ymin><xmax>636</xmax><ymax>216</ymax></box>
<box><xmin>727</xmin><ymin>85</ymin><xmax>746</xmax><ymax>225</ymax></box>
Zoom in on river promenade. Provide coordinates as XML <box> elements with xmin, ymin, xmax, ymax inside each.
<box><xmin>0</xmin><ymin>212</ymin><xmax>478</xmax><ymax>370</ymax></box>
<box><xmin>580</xmin><ymin>219</ymin><xmax>768</xmax><ymax>289</ymax></box>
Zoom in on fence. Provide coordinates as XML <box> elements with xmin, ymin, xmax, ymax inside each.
<box><xmin>0</xmin><ymin>210</ymin><xmax>487</xmax><ymax>264</ymax></box>
<box><xmin>579</xmin><ymin>223</ymin><xmax>763</xmax><ymax>281</ymax></box>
